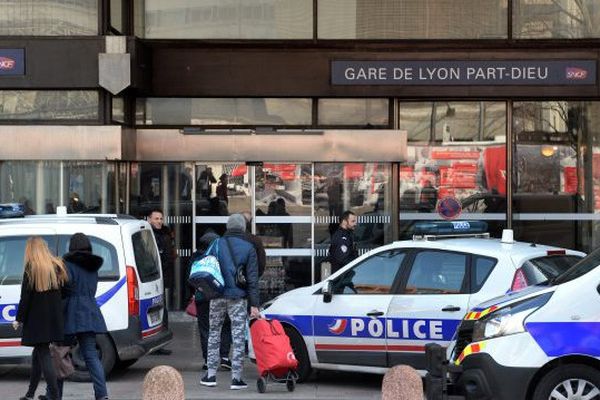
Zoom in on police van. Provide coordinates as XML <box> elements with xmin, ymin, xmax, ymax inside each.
<box><xmin>256</xmin><ymin>221</ymin><xmax>585</xmax><ymax>382</ymax></box>
<box><xmin>425</xmin><ymin>246</ymin><xmax>600</xmax><ymax>400</ymax></box>
<box><xmin>0</xmin><ymin>208</ymin><xmax>172</xmax><ymax>380</ymax></box>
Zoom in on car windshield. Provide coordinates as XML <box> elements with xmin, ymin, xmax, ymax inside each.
<box><xmin>552</xmin><ymin>248</ymin><xmax>600</xmax><ymax>285</ymax></box>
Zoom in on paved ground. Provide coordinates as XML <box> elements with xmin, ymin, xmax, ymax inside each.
<box><xmin>1</xmin><ymin>314</ymin><xmax>383</xmax><ymax>399</ymax></box>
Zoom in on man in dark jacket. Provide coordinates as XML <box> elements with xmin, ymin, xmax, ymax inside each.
<box><xmin>63</xmin><ymin>232</ymin><xmax>109</xmax><ymax>400</ymax></box>
<box><xmin>241</xmin><ymin>211</ymin><xmax>266</xmax><ymax>278</ymax></box>
<box><xmin>192</xmin><ymin>229</ymin><xmax>232</xmax><ymax>371</ymax></box>
<box><xmin>200</xmin><ymin>214</ymin><xmax>260</xmax><ymax>390</ymax></box>
<box><xmin>148</xmin><ymin>208</ymin><xmax>175</xmax><ymax>355</ymax></box>
<box><xmin>329</xmin><ymin>210</ymin><xmax>359</xmax><ymax>274</ymax></box>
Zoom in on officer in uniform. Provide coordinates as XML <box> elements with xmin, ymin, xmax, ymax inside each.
<box><xmin>329</xmin><ymin>210</ymin><xmax>359</xmax><ymax>274</ymax></box>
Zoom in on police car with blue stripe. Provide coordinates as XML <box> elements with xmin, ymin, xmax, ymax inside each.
<box><xmin>0</xmin><ymin>206</ymin><xmax>172</xmax><ymax>381</ymax></box>
<box><xmin>256</xmin><ymin>221</ymin><xmax>585</xmax><ymax>382</ymax></box>
<box><xmin>426</xmin><ymin>245</ymin><xmax>600</xmax><ymax>400</ymax></box>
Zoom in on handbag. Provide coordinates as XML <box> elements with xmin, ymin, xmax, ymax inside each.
<box><xmin>188</xmin><ymin>240</ymin><xmax>225</xmax><ymax>300</ymax></box>
<box><xmin>224</xmin><ymin>237</ymin><xmax>247</xmax><ymax>289</ymax></box>
<box><xmin>185</xmin><ymin>296</ymin><xmax>197</xmax><ymax>317</ymax></box>
<box><xmin>49</xmin><ymin>343</ymin><xmax>75</xmax><ymax>379</ymax></box>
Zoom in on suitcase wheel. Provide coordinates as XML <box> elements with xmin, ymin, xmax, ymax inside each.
<box><xmin>257</xmin><ymin>376</ymin><xmax>267</xmax><ymax>393</ymax></box>
<box><xmin>286</xmin><ymin>377</ymin><xmax>295</xmax><ymax>392</ymax></box>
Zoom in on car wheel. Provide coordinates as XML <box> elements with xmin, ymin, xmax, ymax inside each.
<box><xmin>533</xmin><ymin>365</ymin><xmax>600</xmax><ymax>400</ymax></box>
<box><xmin>68</xmin><ymin>334</ymin><xmax>116</xmax><ymax>382</ymax></box>
<box><xmin>284</xmin><ymin>326</ymin><xmax>312</xmax><ymax>383</ymax></box>
<box><xmin>115</xmin><ymin>358</ymin><xmax>138</xmax><ymax>370</ymax></box>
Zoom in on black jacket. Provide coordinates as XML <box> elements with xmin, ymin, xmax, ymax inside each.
<box><xmin>16</xmin><ymin>270</ymin><xmax>64</xmax><ymax>346</ymax></box>
<box><xmin>329</xmin><ymin>227</ymin><xmax>358</xmax><ymax>273</ymax></box>
<box><xmin>152</xmin><ymin>225</ymin><xmax>175</xmax><ymax>288</ymax></box>
<box><xmin>242</xmin><ymin>232</ymin><xmax>266</xmax><ymax>278</ymax></box>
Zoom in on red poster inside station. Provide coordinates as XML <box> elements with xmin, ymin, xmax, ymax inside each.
<box><xmin>431</xmin><ymin>150</ymin><xmax>480</xmax><ymax>160</ymax></box>
<box><xmin>563</xmin><ymin>166</ymin><xmax>578</xmax><ymax>194</ymax></box>
<box><xmin>344</xmin><ymin>163</ymin><xmax>365</xmax><ymax>179</ymax></box>
<box><xmin>483</xmin><ymin>146</ymin><xmax>507</xmax><ymax>195</ymax></box>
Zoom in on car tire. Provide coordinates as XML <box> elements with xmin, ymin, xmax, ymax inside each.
<box><xmin>68</xmin><ymin>334</ymin><xmax>116</xmax><ymax>382</ymax></box>
<box><xmin>115</xmin><ymin>358</ymin><xmax>138</xmax><ymax>370</ymax></box>
<box><xmin>284</xmin><ymin>326</ymin><xmax>312</xmax><ymax>383</ymax></box>
<box><xmin>533</xmin><ymin>364</ymin><xmax>600</xmax><ymax>400</ymax></box>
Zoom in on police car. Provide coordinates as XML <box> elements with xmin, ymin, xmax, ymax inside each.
<box><xmin>426</xmin><ymin>247</ymin><xmax>600</xmax><ymax>400</ymax></box>
<box><xmin>256</xmin><ymin>221</ymin><xmax>585</xmax><ymax>382</ymax></box>
<box><xmin>0</xmin><ymin>208</ymin><xmax>172</xmax><ymax>380</ymax></box>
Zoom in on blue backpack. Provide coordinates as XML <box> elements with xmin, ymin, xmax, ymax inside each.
<box><xmin>188</xmin><ymin>240</ymin><xmax>224</xmax><ymax>300</ymax></box>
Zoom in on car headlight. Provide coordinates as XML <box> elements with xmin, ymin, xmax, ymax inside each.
<box><xmin>472</xmin><ymin>292</ymin><xmax>552</xmax><ymax>342</ymax></box>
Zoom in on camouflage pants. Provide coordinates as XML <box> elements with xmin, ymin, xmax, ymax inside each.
<box><xmin>207</xmin><ymin>298</ymin><xmax>248</xmax><ymax>377</ymax></box>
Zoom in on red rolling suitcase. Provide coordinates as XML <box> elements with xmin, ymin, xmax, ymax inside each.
<box><xmin>250</xmin><ymin>318</ymin><xmax>298</xmax><ymax>393</ymax></box>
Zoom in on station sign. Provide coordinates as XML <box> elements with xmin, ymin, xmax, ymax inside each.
<box><xmin>0</xmin><ymin>49</ymin><xmax>25</xmax><ymax>76</ymax></box>
<box><xmin>331</xmin><ymin>60</ymin><xmax>596</xmax><ymax>86</ymax></box>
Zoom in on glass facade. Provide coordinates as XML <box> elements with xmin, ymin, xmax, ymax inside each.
<box><xmin>514</xmin><ymin>0</ymin><xmax>600</xmax><ymax>39</ymax></box>
<box><xmin>0</xmin><ymin>0</ymin><xmax>98</xmax><ymax>35</ymax></box>
<box><xmin>137</xmin><ymin>98</ymin><xmax>312</xmax><ymax>126</ymax></box>
<box><xmin>142</xmin><ymin>0</ymin><xmax>313</xmax><ymax>39</ymax></box>
<box><xmin>318</xmin><ymin>99</ymin><xmax>389</xmax><ymax>127</ymax></box>
<box><xmin>318</xmin><ymin>0</ymin><xmax>508</xmax><ymax>39</ymax></box>
<box><xmin>0</xmin><ymin>91</ymin><xmax>99</xmax><ymax>121</ymax></box>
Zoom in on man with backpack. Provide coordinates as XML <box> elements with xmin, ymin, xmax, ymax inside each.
<box><xmin>200</xmin><ymin>214</ymin><xmax>260</xmax><ymax>390</ymax></box>
<box><xmin>192</xmin><ymin>230</ymin><xmax>232</xmax><ymax>372</ymax></box>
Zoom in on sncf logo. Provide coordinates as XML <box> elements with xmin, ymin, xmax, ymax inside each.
<box><xmin>566</xmin><ymin>67</ymin><xmax>588</xmax><ymax>80</ymax></box>
<box><xmin>0</xmin><ymin>57</ymin><xmax>15</xmax><ymax>70</ymax></box>
<box><xmin>328</xmin><ymin>319</ymin><xmax>348</xmax><ymax>335</ymax></box>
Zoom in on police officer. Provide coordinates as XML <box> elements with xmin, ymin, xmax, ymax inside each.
<box><xmin>329</xmin><ymin>210</ymin><xmax>358</xmax><ymax>274</ymax></box>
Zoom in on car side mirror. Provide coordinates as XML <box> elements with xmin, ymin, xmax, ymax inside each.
<box><xmin>323</xmin><ymin>280</ymin><xmax>333</xmax><ymax>303</ymax></box>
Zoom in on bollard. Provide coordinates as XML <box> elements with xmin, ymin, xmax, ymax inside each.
<box><xmin>382</xmin><ymin>365</ymin><xmax>423</xmax><ymax>400</ymax></box>
<box><xmin>142</xmin><ymin>365</ymin><xmax>185</xmax><ymax>400</ymax></box>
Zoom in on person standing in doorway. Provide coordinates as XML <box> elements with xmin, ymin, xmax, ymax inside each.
<box><xmin>62</xmin><ymin>233</ymin><xmax>109</xmax><ymax>400</ymax></box>
<box><xmin>200</xmin><ymin>214</ymin><xmax>260</xmax><ymax>390</ymax></box>
<box><xmin>16</xmin><ymin>237</ymin><xmax>68</xmax><ymax>400</ymax></box>
<box><xmin>148</xmin><ymin>208</ymin><xmax>175</xmax><ymax>355</ymax></box>
<box><xmin>329</xmin><ymin>210</ymin><xmax>359</xmax><ymax>274</ymax></box>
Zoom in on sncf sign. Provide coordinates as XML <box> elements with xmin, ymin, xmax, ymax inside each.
<box><xmin>0</xmin><ymin>49</ymin><xmax>24</xmax><ymax>76</ymax></box>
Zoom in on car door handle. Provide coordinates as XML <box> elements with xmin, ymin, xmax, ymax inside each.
<box><xmin>442</xmin><ymin>306</ymin><xmax>461</xmax><ymax>312</ymax></box>
<box><xmin>367</xmin><ymin>310</ymin><xmax>384</xmax><ymax>317</ymax></box>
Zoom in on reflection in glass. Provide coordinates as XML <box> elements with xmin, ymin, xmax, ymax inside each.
<box><xmin>0</xmin><ymin>0</ymin><xmax>98</xmax><ymax>35</ymax></box>
<box><xmin>318</xmin><ymin>99</ymin><xmax>389</xmax><ymax>126</ymax></box>
<box><xmin>144</xmin><ymin>0</ymin><xmax>313</xmax><ymax>39</ymax></box>
<box><xmin>318</xmin><ymin>0</ymin><xmax>507</xmax><ymax>39</ymax></box>
<box><xmin>313</xmin><ymin>163</ymin><xmax>392</xmax><ymax>281</ymax></box>
<box><xmin>0</xmin><ymin>161</ymin><xmax>59</xmax><ymax>215</ymax></box>
<box><xmin>64</xmin><ymin>162</ymin><xmax>116</xmax><ymax>214</ymax></box>
<box><xmin>140</xmin><ymin>98</ymin><xmax>312</xmax><ymax>126</ymax></box>
<box><xmin>514</xmin><ymin>0</ymin><xmax>600</xmax><ymax>39</ymax></box>
<box><xmin>0</xmin><ymin>91</ymin><xmax>99</xmax><ymax>120</ymax></box>
<box><xmin>195</xmin><ymin>164</ymin><xmax>251</xmax><ymax>220</ymax></box>
<box><xmin>512</xmin><ymin>101</ymin><xmax>600</xmax><ymax>251</ymax></box>
<box><xmin>399</xmin><ymin>101</ymin><xmax>507</xmax><ymax>238</ymax></box>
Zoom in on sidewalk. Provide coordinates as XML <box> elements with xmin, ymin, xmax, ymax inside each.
<box><xmin>2</xmin><ymin>315</ymin><xmax>383</xmax><ymax>399</ymax></box>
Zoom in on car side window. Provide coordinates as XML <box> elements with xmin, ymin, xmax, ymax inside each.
<box><xmin>332</xmin><ymin>250</ymin><xmax>405</xmax><ymax>295</ymax></box>
<box><xmin>59</xmin><ymin>235</ymin><xmax>120</xmax><ymax>280</ymax></box>
<box><xmin>472</xmin><ymin>256</ymin><xmax>497</xmax><ymax>292</ymax></box>
<box><xmin>405</xmin><ymin>250</ymin><xmax>467</xmax><ymax>294</ymax></box>
<box><xmin>0</xmin><ymin>235</ymin><xmax>56</xmax><ymax>285</ymax></box>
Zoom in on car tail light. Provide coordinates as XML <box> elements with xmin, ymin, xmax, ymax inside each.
<box><xmin>511</xmin><ymin>268</ymin><xmax>529</xmax><ymax>292</ymax></box>
<box><xmin>547</xmin><ymin>250</ymin><xmax>566</xmax><ymax>256</ymax></box>
<box><xmin>126</xmin><ymin>266</ymin><xmax>140</xmax><ymax>316</ymax></box>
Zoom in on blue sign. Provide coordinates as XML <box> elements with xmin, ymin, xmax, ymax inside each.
<box><xmin>331</xmin><ymin>60</ymin><xmax>597</xmax><ymax>86</ymax></box>
<box><xmin>0</xmin><ymin>49</ymin><xmax>25</xmax><ymax>76</ymax></box>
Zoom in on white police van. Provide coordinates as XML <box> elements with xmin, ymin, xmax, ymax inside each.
<box><xmin>426</xmin><ymin>247</ymin><xmax>600</xmax><ymax>400</ymax></box>
<box><xmin>0</xmin><ymin>209</ymin><xmax>172</xmax><ymax>380</ymax></box>
<box><xmin>256</xmin><ymin>221</ymin><xmax>585</xmax><ymax>382</ymax></box>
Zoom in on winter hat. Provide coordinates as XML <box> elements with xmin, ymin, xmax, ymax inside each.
<box><xmin>226</xmin><ymin>213</ymin><xmax>246</xmax><ymax>232</ymax></box>
<box><xmin>69</xmin><ymin>232</ymin><xmax>92</xmax><ymax>252</ymax></box>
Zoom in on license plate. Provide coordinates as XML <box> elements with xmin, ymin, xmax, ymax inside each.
<box><xmin>148</xmin><ymin>311</ymin><xmax>161</xmax><ymax>326</ymax></box>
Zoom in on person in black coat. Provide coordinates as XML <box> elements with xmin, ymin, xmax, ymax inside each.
<box><xmin>16</xmin><ymin>236</ymin><xmax>69</xmax><ymax>400</ymax></box>
<box><xmin>329</xmin><ymin>210</ymin><xmax>359</xmax><ymax>274</ymax></box>
<box><xmin>62</xmin><ymin>232</ymin><xmax>109</xmax><ymax>400</ymax></box>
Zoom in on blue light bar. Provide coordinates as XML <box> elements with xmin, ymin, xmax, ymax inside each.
<box><xmin>0</xmin><ymin>203</ymin><xmax>25</xmax><ymax>218</ymax></box>
<box><xmin>413</xmin><ymin>221</ymin><xmax>488</xmax><ymax>236</ymax></box>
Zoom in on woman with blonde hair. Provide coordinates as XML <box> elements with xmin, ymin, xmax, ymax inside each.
<box><xmin>15</xmin><ymin>236</ymin><xmax>68</xmax><ymax>400</ymax></box>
